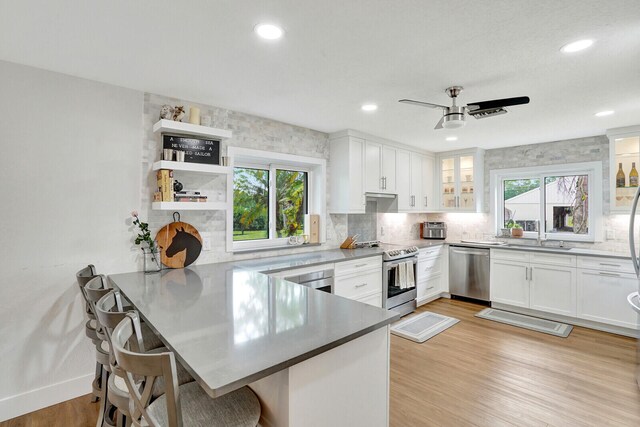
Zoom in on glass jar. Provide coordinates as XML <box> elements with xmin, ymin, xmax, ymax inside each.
<box><xmin>142</xmin><ymin>247</ymin><xmax>162</xmax><ymax>273</ymax></box>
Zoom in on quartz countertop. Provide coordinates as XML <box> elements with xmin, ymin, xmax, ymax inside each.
<box><xmin>448</xmin><ymin>240</ymin><xmax>631</xmax><ymax>259</ymax></box>
<box><xmin>108</xmin><ymin>263</ymin><xmax>399</xmax><ymax>398</ymax></box>
<box><xmin>233</xmin><ymin>240</ymin><xmax>447</xmax><ymax>273</ymax></box>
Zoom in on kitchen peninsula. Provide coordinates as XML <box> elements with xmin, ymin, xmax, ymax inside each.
<box><xmin>108</xmin><ymin>262</ymin><xmax>399</xmax><ymax>427</ymax></box>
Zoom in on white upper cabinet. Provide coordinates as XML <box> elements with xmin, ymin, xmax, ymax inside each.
<box><xmin>329</xmin><ymin>130</ymin><xmax>435</xmax><ymax>213</ymax></box>
<box><xmin>396</xmin><ymin>150</ymin><xmax>412</xmax><ymax>211</ymax></box>
<box><xmin>365</xmin><ymin>142</ymin><xmax>396</xmax><ymax>193</ymax></box>
<box><xmin>608</xmin><ymin>125</ymin><xmax>640</xmax><ymax>213</ymax></box>
<box><xmin>437</xmin><ymin>148</ymin><xmax>484</xmax><ymax>212</ymax></box>
<box><xmin>397</xmin><ymin>151</ymin><xmax>431</xmax><ymax>212</ymax></box>
<box><xmin>329</xmin><ymin>135</ymin><xmax>365</xmax><ymax>213</ymax></box>
<box><xmin>421</xmin><ymin>155</ymin><xmax>435</xmax><ymax>210</ymax></box>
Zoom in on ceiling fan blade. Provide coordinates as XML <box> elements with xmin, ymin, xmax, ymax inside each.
<box><xmin>399</xmin><ymin>99</ymin><xmax>448</xmax><ymax>110</ymax></box>
<box><xmin>434</xmin><ymin>115</ymin><xmax>445</xmax><ymax>129</ymax></box>
<box><xmin>466</xmin><ymin>96</ymin><xmax>530</xmax><ymax>111</ymax></box>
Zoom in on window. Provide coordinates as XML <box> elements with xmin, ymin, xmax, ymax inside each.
<box><xmin>232</xmin><ymin>167</ymin><xmax>308</xmax><ymax>241</ymax></box>
<box><xmin>491</xmin><ymin>162</ymin><xmax>602</xmax><ymax>242</ymax></box>
<box><xmin>227</xmin><ymin>147</ymin><xmax>326</xmax><ymax>252</ymax></box>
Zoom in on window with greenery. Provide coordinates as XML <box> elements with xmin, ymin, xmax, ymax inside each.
<box><xmin>494</xmin><ymin>162</ymin><xmax>601</xmax><ymax>242</ymax></box>
<box><xmin>233</xmin><ymin>166</ymin><xmax>308</xmax><ymax>242</ymax></box>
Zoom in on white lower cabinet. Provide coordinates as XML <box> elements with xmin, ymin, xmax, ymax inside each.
<box><xmin>357</xmin><ymin>292</ymin><xmax>383</xmax><ymax>307</ymax></box>
<box><xmin>416</xmin><ymin>246</ymin><xmax>447</xmax><ymax>304</ymax></box>
<box><xmin>490</xmin><ymin>249</ymin><xmax>638</xmax><ymax>334</ymax></box>
<box><xmin>577</xmin><ymin>269</ymin><xmax>638</xmax><ymax>329</ymax></box>
<box><xmin>490</xmin><ymin>259</ymin><xmax>530</xmax><ymax>307</ymax></box>
<box><xmin>335</xmin><ymin>256</ymin><xmax>383</xmax><ymax>307</ymax></box>
<box><xmin>529</xmin><ymin>263</ymin><xmax>576</xmax><ymax>317</ymax></box>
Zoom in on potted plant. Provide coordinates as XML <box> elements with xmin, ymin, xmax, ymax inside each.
<box><xmin>510</xmin><ymin>223</ymin><xmax>524</xmax><ymax>238</ymax></box>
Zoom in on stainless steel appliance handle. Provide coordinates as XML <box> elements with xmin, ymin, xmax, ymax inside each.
<box><xmin>628</xmin><ymin>186</ymin><xmax>640</xmax><ymax>276</ymax></box>
<box><xmin>627</xmin><ymin>292</ymin><xmax>640</xmax><ymax>314</ymax></box>
<box><xmin>450</xmin><ymin>248</ymin><xmax>489</xmax><ymax>256</ymax></box>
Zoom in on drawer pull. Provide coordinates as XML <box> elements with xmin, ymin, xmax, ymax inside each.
<box><xmin>355</xmin><ymin>283</ymin><xmax>368</xmax><ymax>288</ymax></box>
<box><xmin>599</xmin><ymin>263</ymin><xmax>621</xmax><ymax>267</ymax></box>
<box><xmin>354</xmin><ymin>263</ymin><xmax>368</xmax><ymax>268</ymax></box>
<box><xmin>598</xmin><ymin>272</ymin><xmax>621</xmax><ymax>277</ymax></box>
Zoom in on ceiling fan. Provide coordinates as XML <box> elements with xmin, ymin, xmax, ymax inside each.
<box><xmin>399</xmin><ymin>86</ymin><xmax>530</xmax><ymax>130</ymax></box>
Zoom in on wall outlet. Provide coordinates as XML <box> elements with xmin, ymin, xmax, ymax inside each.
<box><xmin>606</xmin><ymin>229</ymin><xmax>615</xmax><ymax>240</ymax></box>
<box><xmin>201</xmin><ymin>232</ymin><xmax>212</xmax><ymax>251</ymax></box>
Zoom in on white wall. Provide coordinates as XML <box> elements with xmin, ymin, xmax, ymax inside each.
<box><xmin>0</xmin><ymin>61</ymin><xmax>143</xmax><ymax>420</ymax></box>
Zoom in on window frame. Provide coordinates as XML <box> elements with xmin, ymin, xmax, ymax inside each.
<box><xmin>490</xmin><ymin>161</ymin><xmax>603</xmax><ymax>242</ymax></box>
<box><xmin>227</xmin><ymin>147</ymin><xmax>326</xmax><ymax>252</ymax></box>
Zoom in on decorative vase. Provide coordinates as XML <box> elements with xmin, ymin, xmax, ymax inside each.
<box><xmin>500</xmin><ymin>228</ymin><xmax>510</xmax><ymax>237</ymax></box>
<box><xmin>511</xmin><ymin>228</ymin><xmax>524</xmax><ymax>238</ymax></box>
<box><xmin>143</xmin><ymin>247</ymin><xmax>162</xmax><ymax>273</ymax></box>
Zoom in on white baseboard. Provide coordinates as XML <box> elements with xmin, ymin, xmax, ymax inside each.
<box><xmin>417</xmin><ymin>292</ymin><xmax>449</xmax><ymax>306</ymax></box>
<box><xmin>0</xmin><ymin>373</ymin><xmax>94</xmax><ymax>422</ymax></box>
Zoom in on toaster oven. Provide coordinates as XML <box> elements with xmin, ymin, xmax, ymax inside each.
<box><xmin>420</xmin><ymin>222</ymin><xmax>447</xmax><ymax>240</ymax></box>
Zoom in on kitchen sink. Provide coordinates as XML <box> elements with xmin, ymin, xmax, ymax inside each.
<box><xmin>505</xmin><ymin>244</ymin><xmax>572</xmax><ymax>251</ymax></box>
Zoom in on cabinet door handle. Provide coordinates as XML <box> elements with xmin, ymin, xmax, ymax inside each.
<box><xmin>424</xmin><ymin>196</ymin><xmax>428</xmax><ymax>207</ymax></box>
<box><xmin>530</xmin><ymin>267</ymin><xmax>533</xmax><ymax>281</ymax></box>
<box><xmin>411</xmin><ymin>195</ymin><xmax>415</xmax><ymax>207</ymax></box>
<box><xmin>383</xmin><ymin>176</ymin><xmax>387</xmax><ymax>190</ymax></box>
<box><xmin>355</xmin><ymin>263</ymin><xmax>367</xmax><ymax>268</ymax></box>
<box><xmin>355</xmin><ymin>283</ymin><xmax>368</xmax><ymax>288</ymax></box>
<box><xmin>525</xmin><ymin>267</ymin><xmax>529</xmax><ymax>281</ymax></box>
<box><xmin>380</xmin><ymin>177</ymin><xmax>384</xmax><ymax>190</ymax></box>
<box><xmin>599</xmin><ymin>263</ymin><xmax>621</xmax><ymax>267</ymax></box>
<box><xmin>598</xmin><ymin>272</ymin><xmax>621</xmax><ymax>277</ymax></box>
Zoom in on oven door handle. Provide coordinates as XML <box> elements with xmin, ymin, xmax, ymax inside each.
<box><xmin>384</xmin><ymin>257</ymin><xmax>418</xmax><ymax>268</ymax></box>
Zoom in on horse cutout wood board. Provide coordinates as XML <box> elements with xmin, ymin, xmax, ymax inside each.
<box><xmin>155</xmin><ymin>212</ymin><xmax>202</xmax><ymax>268</ymax></box>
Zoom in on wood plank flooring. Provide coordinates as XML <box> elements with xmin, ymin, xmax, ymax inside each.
<box><xmin>390</xmin><ymin>299</ymin><xmax>640</xmax><ymax>427</ymax></box>
<box><xmin>1</xmin><ymin>395</ymin><xmax>98</xmax><ymax>427</ymax></box>
<box><xmin>2</xmin><ymin>299</ymin><xmax>638</xmax><ymax>426</ymax></box>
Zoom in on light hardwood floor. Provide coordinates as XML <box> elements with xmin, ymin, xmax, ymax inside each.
<box><xmin>390</xmin><ymin>299</ymin><xmax>640</xmax><ymax>427</ymax></box>
<box><xmin>2</xmin><ymin>299</ymin><xmax>639</xmax><ymax>426</ymax></box>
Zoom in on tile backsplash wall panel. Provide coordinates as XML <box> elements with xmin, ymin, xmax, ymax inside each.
<box><xmin>347</xmin><ymin>201</ymin><xmax>377</xmax><ymax>241</ymax></box>
<box><xmin>142</xmin><ymin>93</ymin><xmax>346</xmax><ymax>264</ymax></box>
<box><xmin>483</xmin><ymin>135</ymin><xmax>610</xmax><ymax>213</ymax></box>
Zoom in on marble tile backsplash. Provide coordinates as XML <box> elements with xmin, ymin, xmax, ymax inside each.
<box><xmin>376</xmin><ymin>211</ymin><xmax>631</xmax><ymax>255</ymax></box>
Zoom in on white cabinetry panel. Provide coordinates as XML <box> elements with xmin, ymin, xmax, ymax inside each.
<box><xmin>530</xmin><ymin>263</ymin><xmax>577</xmax><ymax>317</ymax></box>
<box><xmin>577</xmin><ymin>269</ymin><xmax>639</xmax><ymax>329</ymax></box>
<box><xmin>490</xmin><ymin>259</ymin><xmax>530</xmax><ymax>307</ymax></box>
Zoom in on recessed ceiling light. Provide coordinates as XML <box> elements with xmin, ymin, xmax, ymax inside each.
<box><xmin>446</xmin><ymin>136</ymin><xmax>458</xmax><ymax>141</ymax></box>
<box><xmin>254</xmin><ymin>23</ymin><xmax>284</xmax><ymax>40</ymax></box>
<box><xmin>560</xmin><ymin>39</ymin><xmax>594</xmax><ymax>53</ymax></box>
<box><xmin>361</xmin><ymin>104</ymin><xmax>378</xmax><ymax>112</ymax></box>
<box><xmin>595</xmin><ymin>110</ymin><xmax>614</xmax><ymax>117</ymax></box>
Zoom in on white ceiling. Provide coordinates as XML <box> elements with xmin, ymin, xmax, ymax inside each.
<box><xmin>1</xmin><ymin>1</ymin><xmax>639</xmax><ymax>151</ymax></box>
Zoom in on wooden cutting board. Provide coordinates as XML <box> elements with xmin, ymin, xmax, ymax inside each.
<box><xmin>155</xmin><ymin>215</ymin><xmax>202</xmax><ymax>268</ymax></box>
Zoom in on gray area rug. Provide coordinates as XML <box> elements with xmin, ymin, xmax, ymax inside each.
<box><xmin>390</xmin><ymin>311</ymin><xmax>459</xmax><ymax>343</ymax></box>
<box><xmin>476</xmin><ymin>308</ymin><xmax>573</xmax><ymax>337</ymax></box>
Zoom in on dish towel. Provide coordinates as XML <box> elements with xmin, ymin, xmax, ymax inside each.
<box><xmin>398</xmin><ymin>263</ymin><xmax>407</xmax><ymax>289</ymax></box>
<box><xmin>405</xmin><ymin>261</ymin><xmax>415</xmax><ymax>289</ymax></box>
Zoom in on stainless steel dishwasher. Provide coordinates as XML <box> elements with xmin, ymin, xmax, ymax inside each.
<box><xmin>448</xmin><ymin>245</ymin><xmax>490</xmax><ymax>301</ymax></box>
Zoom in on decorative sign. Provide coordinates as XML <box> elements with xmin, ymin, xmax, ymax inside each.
<box><xmin>162</xmin><ymin>134</ymin><xmax>220</xmax><ymax>165</ymax></box>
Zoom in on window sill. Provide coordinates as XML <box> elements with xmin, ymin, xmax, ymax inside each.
<box><xmin>232</xmin><ymin>243</ymin><xmax>322</xmax><ymax>254</ymax></box>
<box><xmin>494</xmin><ymin>236</ymin><xmax>595</xmax><ymax>244</ymax></box>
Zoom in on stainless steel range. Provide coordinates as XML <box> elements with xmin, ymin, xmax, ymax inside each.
<box><xmin>382</xmin><ymin>246</ymin><xmax>419</xmax><ymax>316</ymax></box>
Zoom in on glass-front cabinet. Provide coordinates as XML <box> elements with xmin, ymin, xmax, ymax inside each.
<box><xmin>608</xmin><ymin>125</ymin><xmax>640</xmax><ymax>213</ymax></box>
<box><xmin>437</xmin><ymin>148</ymin><xmax>484</xmax><ymax>212</ymax></box>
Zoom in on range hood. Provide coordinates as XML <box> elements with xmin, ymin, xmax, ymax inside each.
<box><xmin>365</xmin><ymin>192</ymin><xmax>398</xmax><ymax>213</ymax></box>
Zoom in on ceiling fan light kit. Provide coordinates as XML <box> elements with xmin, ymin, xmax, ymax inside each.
<box><xmin>399</xmin><ymin>86</ymin><xmax>530</xmax><ymax>130</ymax></box>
